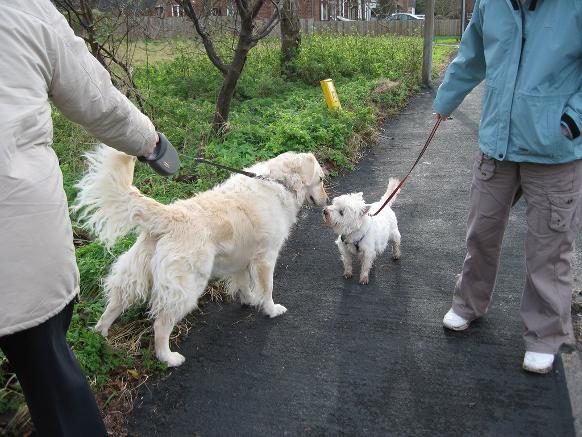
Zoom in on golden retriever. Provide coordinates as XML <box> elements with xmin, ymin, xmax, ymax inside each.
<box><xmin>74</xmin><ymin>146</ymin><xmax>328</xmax><ymax>366</ymax></box>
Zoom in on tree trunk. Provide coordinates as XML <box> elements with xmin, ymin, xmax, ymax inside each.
<box><xmin>212</xmin><ymin>34</ymin><xmax>252</xmax><ymax>133</ymax></box>
<box><xmin>280</xmin><ymin>0</ymin><xmax>301</xmax><ymax>78</ymax></box>
<box><xmin>179</xmin><ymin>0</ymin><xmax>281</xmax><ymax>134</ymax></box>
<box><xmin>213</xmin><ymin>68</ymin><xmax>242</xmax><ymax>133</ymax></box>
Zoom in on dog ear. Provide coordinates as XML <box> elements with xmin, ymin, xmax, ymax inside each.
<box><xmin>361</xmin><ymin>204</ymin><xmax>371</xmax><ymax>215</ymax></box>
<box><xmin>298</xmin><ymin>153</ymin><xmax>317</xmax><ymax>184</ymax></box>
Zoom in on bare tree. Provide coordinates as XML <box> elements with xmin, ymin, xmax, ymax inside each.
<box><xmin>52</xmin><ymin>0</ymin><xmax>148</xmax><ymax>112</ymax></box>
<box><xmin>375</xmin><ymin>0</ymin><xmax>397</xmax><ymax>17</ymax></box>
<box><xmin>177</xmin><ymin>0</ymin><xmax>281</xmax><ymax>134</ymax></box>
<box><xmin>434</xmin><ymin>0</ymin><xmax>459</xmax><ymax>17</ymax></box>
<box><xmin>280</xmin><ymin>0</ymin><xmax>300</xmax><ymax>78</ymax></box>
<box><xmin>417</xmin><ymin>0</ymin><xmax>459</xmax><ymax>17</ymax></box>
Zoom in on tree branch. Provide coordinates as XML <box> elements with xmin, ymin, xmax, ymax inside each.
<box><xmin>177</xmin><ymin>0</ymin><xmax>228</xmax><ymax>75</ymax></box>
<box><xmin>234</xmin><ymin>0</ymin><xmax>251</xmax><ymax>19</ymax></box>
<box><xmin>53</xmin><ymin>0</ymin><xmax>85</xmax><ymax>28</ymax></box>
<box><xmin>251</xmin><ymin>1</ymin><xmax>281</xmax><ymax>42</ymax></box>
<box><xmin>250</xmin><ymin>0</ymin><xmax>266</xmax><ymax>19</ymax></box>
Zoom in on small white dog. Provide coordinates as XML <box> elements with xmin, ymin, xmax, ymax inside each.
<box><xmin>74</xmin><ymin>146</ymin><xmax>328</xmax><ymax>367</ymax></box>
<box><xmin>323</xmin><ymin>178</ymin><xmax>401</xmax><ymax>284</ymax></box>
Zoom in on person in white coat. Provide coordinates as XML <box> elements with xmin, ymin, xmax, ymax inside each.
<box><xmin>0</xmin><ymin>1</ymin><xmax>174</xmax><ymax>435</ymax></box>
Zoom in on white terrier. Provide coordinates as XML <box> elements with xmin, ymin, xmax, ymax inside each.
<box><xmin>323</xmin><ymin>178</ymin><xmax>401</xmax><ymax>284</ymax></box>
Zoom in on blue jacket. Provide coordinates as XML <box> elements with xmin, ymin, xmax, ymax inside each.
<box><xmin>433</xmin><ymin>0</ymin><xmax>582</xmax><ymax>164</ymax></box>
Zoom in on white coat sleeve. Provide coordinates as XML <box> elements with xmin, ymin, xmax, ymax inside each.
<box><xmin>47</xmin><ymin>6</ymin><xmax>156</xmax><ymax>157</ymax></box>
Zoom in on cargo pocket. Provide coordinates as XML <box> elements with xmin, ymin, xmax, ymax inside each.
<box><xmin>475</xmin><ymin>152</ymin><xmax>496</xmax><ymax>181</ymax></box>
<box><xmin>548</xmin><ymin>192</ymin><xmax>579</xmax><ymax>232</ymax></box>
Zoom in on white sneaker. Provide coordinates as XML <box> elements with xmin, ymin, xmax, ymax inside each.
<box><xmin>443</xmin><ymin>309</ymin><xmax>470</xmax><ymax>331</ymax></box>
<box><xmin>522</xmin><ymin>352</ymin><xmax>554</xmax><ymax>374</ymax></box>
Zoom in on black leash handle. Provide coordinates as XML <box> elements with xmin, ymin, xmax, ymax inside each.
<box><xmin>137</xmin><ymin>132</ymin><xmax>180</xmax><ymax>176</ymax></box>
<box><xmin>370</xmin><ymin>118</ymin><xmax>442</xmax><ymax>216</ymax></box>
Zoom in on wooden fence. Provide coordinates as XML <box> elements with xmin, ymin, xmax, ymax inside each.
<box><xmin>129</xmin><ymin>17</ymin><xmax>462</xmax><ymax>40</ymax></box>
<box><xmin>301</xmin><ymin>18</ymin><xmax>461</xmax><ymax>36</ymax></box>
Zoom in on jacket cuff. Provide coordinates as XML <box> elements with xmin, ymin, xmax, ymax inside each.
<box><xmin>432</xmin><ymin>98</ymin><xmax>454</xmax><ymax>117</ymax></box>
<box><xmin>561</xmin><ymin>113</ymin><xmax>580</xmax><ymax>139</ymax></box>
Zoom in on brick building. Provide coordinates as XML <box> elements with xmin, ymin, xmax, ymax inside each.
<box><xmin>108</xmin><ymin>0</ymin><xmax>474</xmax><ymax>23</ymax></box>
<box><xmin>150</xmin><ymin>0</ymin><xmax>379</xmax><ymax>21</ymax></box>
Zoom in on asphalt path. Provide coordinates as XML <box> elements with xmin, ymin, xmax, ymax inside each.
<box><xmin>129</xmin><ymin>84</ymin><xmax>577</xmax><ymax>436</ymax></box>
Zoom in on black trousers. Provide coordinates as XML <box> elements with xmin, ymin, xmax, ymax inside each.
<box><xmin>0</xmin><ymin>299</ymin><xmax>107</xmax><ymax>437</ymax></box>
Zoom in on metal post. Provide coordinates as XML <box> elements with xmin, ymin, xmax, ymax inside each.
<box><xmin>461</xmin><ymin>0</ymin><xmax>466</xmax><ymax>34</ymax></box>
<box><xmin>421</xmin><ymin>0</ymin><xmax>435</xmax><ymax>87</ymax></box>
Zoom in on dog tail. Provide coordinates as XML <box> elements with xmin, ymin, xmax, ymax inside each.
<box><xmin>378</xmin><ymin>177</ymin><xmax>400</xmax><ymax>207</ymax></box>
<box><xmin>73</xmin><ymin>145</ymin><xmax>170</xmax><ymax>248</ymax></box>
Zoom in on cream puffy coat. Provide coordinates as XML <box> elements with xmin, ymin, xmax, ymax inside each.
<box><xmin>0</xmin><ymin>0</ymin><xmax>156</xmax><ymax>336</ymax></box>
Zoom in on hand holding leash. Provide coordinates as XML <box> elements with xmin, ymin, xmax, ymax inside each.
<box><xmin>138</xmin><ymin>132</ymin><xmax>180</xmax><ymax>176</ymax></box>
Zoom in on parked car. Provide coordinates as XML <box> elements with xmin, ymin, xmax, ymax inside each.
<box><xmin>386</xmin><ymin>13</ymin><xmax>424</xmax><ymax>21</ymax></box>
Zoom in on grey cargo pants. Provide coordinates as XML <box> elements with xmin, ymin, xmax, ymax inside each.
<box><xmin>452</xmin><ymin>151</ymin><xmax>582</xmax><ymax>354</ymax></box>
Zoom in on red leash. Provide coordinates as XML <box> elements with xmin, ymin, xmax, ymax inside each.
<box><xmin>370</xmin><ymin>118</ymin><xmax>442</xmax><ymax>216</ymax></box>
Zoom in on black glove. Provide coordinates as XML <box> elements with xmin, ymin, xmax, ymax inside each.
<box><xmin>138</xmin><ymin>132</ymin><xmax>180</xmax><ymax>176</ymax></box>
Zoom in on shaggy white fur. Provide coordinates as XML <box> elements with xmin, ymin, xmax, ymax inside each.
<box><xmin>323</xmin><ymin>178</ymin><xmax>401</xmax><ymax>284</ymax></box>
<box><xmin>74</xmin><ymin>146</ymin><xmax>328</xmax><ymax>367</ymax></box>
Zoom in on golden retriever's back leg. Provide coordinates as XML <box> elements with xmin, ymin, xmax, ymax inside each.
<box><xmin>252</xmin><ymin>255</ymin><xmax>287</xmax><ymax>318</ymax></box>
<box><xmin>151</xmin><ymin>275</ymin><xmax>206</xmax><ymax>367</ymax></box>
<box><xmin>227</xmin><ymin>270</ymin><xmax>260</xmax><ymax>307</ymax></box>
<box><xmin>95</xmin><ymin>235</ymin><xmax>155</xmax><ymax>336</ymax></box>
<box><xmin>150</xmin><ymin>251</ymin><xmax>212</xmax><ymax>367</ymax></box>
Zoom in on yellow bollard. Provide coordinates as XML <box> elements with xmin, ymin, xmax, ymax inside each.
<box><xmin>320</xmin><ymin>79</ymin><xmax>342</xmax><ymax>111</ymax></box>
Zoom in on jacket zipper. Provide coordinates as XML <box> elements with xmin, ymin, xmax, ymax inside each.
<box><xmin>503</xmin><ymin>0</ymin><xmax>526</xmax><ymax>160</ymax></box>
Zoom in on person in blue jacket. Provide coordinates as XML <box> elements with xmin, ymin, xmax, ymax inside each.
<box><xmin>433</xmin><ymin>0</ymin><xmax>582</xmax><ymax>373</ymax></box>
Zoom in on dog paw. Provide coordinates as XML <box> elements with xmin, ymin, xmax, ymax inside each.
<box><xmin>359</xmin><ymin>275</ymin><xmax>369</xmax><ymax>285</ymax></box>
<box><xmin>266</xmin><ymin>304</ymin><xmax>287</xmax><ymax>318</ymax></box>
<box><xmin>343</xmin><ymin>272</ymin><xmax>353</xmax><ymax>279</ymax></box>
<box><xmin>392</xmin><ymin>253</ymin><xmax>401</xmax><ymax>260</ymax></box>
<box><xmin>94</xmin><ymin>321</ymin><xmax>109</xmax><ymax>337</ymax></box>
<box><xmin>160</xmin><ymin>352</ymin><xmax>186</xmax><ymax>367</ymax></box>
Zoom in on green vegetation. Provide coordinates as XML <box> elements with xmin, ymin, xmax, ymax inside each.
<box><xmin>434</xmin><ymin>35</ymin><xmax>461</xmax><ymax>44</ymax></box>
<box><xmin>0</xmin><ymin>33</ymin><xmax>455</xmax><ymax>435</ymax></box>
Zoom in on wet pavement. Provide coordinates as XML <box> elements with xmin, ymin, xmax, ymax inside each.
<box><xmin>129</xmin><ymin>84</ymin><xmax>578</xmax><ymax>436</ymax></box>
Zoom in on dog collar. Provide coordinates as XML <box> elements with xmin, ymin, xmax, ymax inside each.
<box><xmin>340</xmin><ymin>220</ymin><xmax>372</xmax><ymax>252</ymax></box>
<box><xmin>341</xmin><ymin>232</ymin><xmax>366</xmax><ymax>252</ymax></box>
<box><xmin>255</xmin><ymin>175</ymin><xmax>293</xmax><ymax>193</ymax></box>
